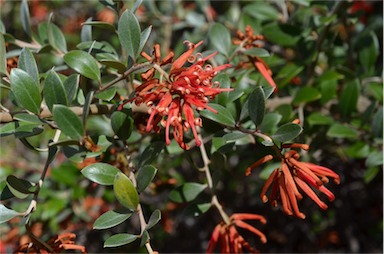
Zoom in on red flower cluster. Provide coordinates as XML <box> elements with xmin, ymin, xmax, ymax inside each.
<box><xmin>131</xmin><ymin>41</ymin><xmax>232</xmax><ymax>149</ymax></box>
<box><xmin>206</xmin><ymin>213</ymin><xmax>267</xmax><ymax>253</ymax></box>
<box><xmin>246</xmin><ymin>143</ymin><xmax>340</xmax><ymax>219</ymax></box>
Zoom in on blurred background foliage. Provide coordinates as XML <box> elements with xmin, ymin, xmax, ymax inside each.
<box><xmin>0</xmin><ymin>0</ymin><xmax>382</xmax><ymax>253</ymax></box>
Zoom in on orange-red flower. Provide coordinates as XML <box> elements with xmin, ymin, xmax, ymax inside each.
<box><xmin>233</xmin><ymin>25</ymin><xmax>277</xmax><ymax>91</ymax></box>
<box><xmin>246</xmin><ymin>144</ymin><xmax>340</xmax><ymax>219</ymax></box>
<box><xmin>130</xmin><ymin>41</ymin><xmax>232</xmax><ymax>149</ymax></box>
<box><xmin>206</xmin><ymin>213</ymin><xmax>267</xmax><ymax>253</ymax></box>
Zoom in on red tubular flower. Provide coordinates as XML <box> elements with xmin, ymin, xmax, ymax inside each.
<box><xmin>130</xmin><ymin>41</ymin><xmax>232</xmax><ymax>149</ymax></box>
<box><xmin>247</xmin><ymin>143</ymin><xmax>340</xmax><ymax>219</ymax></box>
<box><xmin>206</xmin><ymin>213</ymin><xmax>266</xmax><ymax>253</ymax></box>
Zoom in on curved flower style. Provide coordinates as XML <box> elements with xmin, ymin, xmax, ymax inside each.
<box><xmin>206</xmin><ymin>213</ymin><xmax>267</xmax><ymax>253</ymax></box>
<box><xmin>130</xmin><ymin>41</ymin><xmax>232</xmax><ymax>149</ymax></box>
<box><xmin>246</xmin><ymin>143</ymin><xmax>340</xmax><ymax>219</ymax></box>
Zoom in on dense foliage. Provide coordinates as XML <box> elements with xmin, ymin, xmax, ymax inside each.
<box><xmin>0</xmin><ymin>0</ymin><xmax>382</xmax><ymax>253</ymax></box>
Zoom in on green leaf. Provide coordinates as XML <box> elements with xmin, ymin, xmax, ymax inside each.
<box><xmin>64</xmin><ymin>50</ymin><xmax>100</xmax><ymax>81</ymax></box>
<box><xmin>114</xmin><ymin>172</ymin><xmax>139</xmax><ymax>210</ymax></box>
<box><xmin>94</xmin><ymin>87</ymin><xmax>117</xmax><ymax>101</ymax></box>
<box><xmin>43</xmin><ymin>70</ymin><xmax>68</xmax><ymax>112</ymax></box>
<box><xmin>169</xmin><ymin>182</ymin><xmax>207</xmax><ymax>203</ymax></box>
<box><xmin>372</xmin><ymin>108</ymin><xmax>383</xmax><ymax>138</ymax></box>
<box><xmin>244</xmin><ymin>2</ymin><xmax>280</xmax><ymax>21</ymax></box>
<box><xmin>209</xmin><ymin>23</ymin><xmax>231</xmax><ymax>56</ymax></box>
<box><xmin>243</xmin><ymin>48</ymin><xmax>270</xmax><ymax>57</ymax></box>
<box><xmin>320</xmin><ymin>79</ymin><xmax>337</xmax><ymax>104</ymax></box>
<box><xmin>13</xmin><ymin>113</ymin><xmax>43</xmax><ymax>124</ymax></box>
<box><xmin>93</xmin><ymin>210</ymin><xmax>132</xmax><ymax>230</ymax></box>
<box><xmin>63</xmin><ymin>74</ymin><xmax>79</xmax><ymax>103</ymax></box>
<box><xmin>0</xmin><ymin>204</ymin><xmax>21</xmax><ymax>224</ymax></box>
<box><xmin>80</xmin><ymin>17</ymin><xmax>92</xmax><ymax>42</ymax></box>
<box><xmin>366</xmin><ymin>151</ymin><xmax>383</xmax><ymax>168</ymax></box>
<box><xmin>111</xmin><ymin>108</ymin><xmax>134</xmax><ymax>140</ymax></box>
<box><xmin>82</xmin><ymin>21</ymin><xmax>116</xmax><ymax>32</ymax></box>
<box><xmin>82</xmin><ymin>91</ymin><xmax>94</xmax><ymax>129</ymax></box>
<box><xmin>140</xmin><ymin>231</ymin><xmax>150</xmax><ymax>247</ymax></box>
<box><xmin>1</xmin><ymin>185</ymin><xmax>15</xmax><ymax>201</ymax></box>
<box><xmin>293</xmin><ymin>87</ymin><xmax>321</xmax><ymax>105</ymax></box>
<box><xmin>14</xmin><ymin>123</ymin><xmax>43</xmax><ymax>138</ymax></box>
<box><xmin>200</xmin><ymin>103</ymin><xmax>236</xmax><ymax>127</ymax></box>
<box><xmin>272</xmin><ymin>123</ymin><xmax>303</xmax><ymax>143</ymax></box>
<box><xmin>359</xmin><ymin>32</ymin><xmax>379</xmax><ymax>73</ymax></box>
<box><xmin>10</xmin><ymin>68</ymin><xmax>41</xmax><ymax>114</ymax></box>
<box><xmin>0</xmin><ymin>33</ymin><xmax>7</xmax><ymax>75</ymax></box>
<box><xmin>339</xmin><ymin>79</ymin><xmax>359</xmax><ymax>118</ymax></box>
<box><xmin>364</xmin><ymin>167</ymin><xmax>380</xmax><ymax>184</ymax></box>
<box><xmin>20</xmin><ymin>0</ymin><xmax>31</xmax><ymax>37</ymax></box>
<box><xmin>118</xmin><ymin>10</ymin><xmax>141</xmax><ymax>60</ymax></box>
<box><xmin>259</xmin><ymin>113</ymin><xmax>282</xmax><ymax>134</ymax></box>
<box><xmin>327</xmin><ymin>123</ymin><xmax>358</xmax><ymax>139</ymax></box>
<box><xmin>146</xmin><ymin>209</ymin><xmax>161</xmax><ymax>230</ymax></box>
<box><xmin>104</xmin><ymin>233</ymin><xmax>138</xmax><ymax>248</ymax></box>
<box><xmin>138</xmin><ymin>142</ymin><xmax>165</xmax><ymax>168</ymax></box>
<box><xmin>262</xmin><ymin>23</ymin><xmax>301</xmax><ymax>47</ymax></box>
<box><xmin>81</xmin><ymin>163</ymin><xmax>120</xmax><ymax>185</ymax></box>
<box><xmin>6</xmin><ymin>175</ymin><xmax>36</xmax><ymax>199</ymax></box>
<box><xmin>0</xmin><ymin>122</ymin><xmax>16</xmax><ymax>137</ymax></box>
<box><xmin>138</xmin><ymin>25</ymin><xmax>152</xmax><ymax>55</ymax></box>
<box><xmin>307</xmin><ymin>113</ymin><xmax>333</xmax><ymax>126</ymax></box>
<box><xmin>18</xmin><ymin>48</ymin><xmax>39</xmax><ymax>84</ymax></box>
<box><xmin>47</xmin><ymin>15</ymin><xmax>67</xmax><ymax>53</ymax></box>
<box><xmin>99</xmin><ymin>60</ymin><xmax>126</xmax><ymax>73</ymax></box>
<box><xmin>52</xmin><ymin>105</ymin><xmax>84</xmax><ymax>139</ymax></box>
<box><xmin>136</xmin><ymin>165</ymin><xmax>157</xmax><ymax>193</ymax></box>
<box><xmin>248</xmin><ymin>86</ymin><xmax>265</xmax><ymax>126</ymax></box>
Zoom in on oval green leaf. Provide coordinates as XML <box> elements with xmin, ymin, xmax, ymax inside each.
<box><xmin>199</xmin><ymin>103</ymin><xmax>236</xmax><ymax>127</ymax></box>
<box><xmin>18</xmin><ymin>48</ymin><xmax>39</xmax><ymax>84</ymax></box>
<box><xmin>111</xmin><ymin>108</ymin><xmax>134</xmax><ymax>140</ymax></box>
<box><xmin>271</xmin><ymin>123</ymin><xmax>303</xmax><ymax>143</ymax></box>
<box><xmin>43</xmin><ymin>70</ymin><xmax>68</xmax><ymax>112</ymax></box>
<box><xmin>93</xmin><ymin>210</ymin><xmax>132</xmax><ymax>230</ymax></box>
<box><xmin>326</xmin><ymin>123</ymin><xmax>358</xmax><ymax>139</ymax></box>
<box><xmin>47</xmin><ymin>16</ymin><xmax>67</xmax><ymax>53</ymax></box>
<box><xmin>113</xmin><ymin>172</ymin><xmax>139</xmax><ymax>211</ymax></box>
<box><xmin>64</xmin><ymin>50</ymin><xmax>100</xmax><ymax>81</ymax></box>
<box><xmin>248</xmin><ymin>86</ymin><xmax>266</xmax><ymax>126</ymax></box>
<box><xmin>0</xmin><ymin>204</ymin><xmax>21</xmax><ymax>224</ymax></box>
<box><xmin>138</xmin><ymin>142</ymin><xmax>165</xmax><ymax>168</ymax></box>
<box><xmin>20</xmin><ymin>0</ymin><xmax>31</xmax><ymax>37</ymax></box>
<box><xmin>52</xmin><ymin>105</ymin><xmax>84</xmax><ymax>139</ymax></box>
<box><xmin>63</xmin><ymin>74</ymin><xmax>79</xmax><ymax>103</ymax></box>
<box><xmin>104</xmin><ymin>233</ymin><xmax>138</xmax><ymax>248</ymax></box>
<box><xmin>10</xmin><ymin>68</ymin><xmax>41</xmax><ymax>114</ymax></box>
<box><xmin>293</xmin><ymin>87</ymin><xmax>321</xmax><ymax>105</ymax></box>
<box><xmin>209</xmin><ymin>23</ymin><xmax>231</xmax><ymax>56</ymax></box>
<box><xmin>339</xmin><ymin>79</ymin><xmax>359</xmax><ymax>118</ymax></box>
<box><xmin>146</xmin><ymin>209</ymin><xmax>161</xmax><ymax>230</ymax></box>
<box><xmin>169</xmin><ymin>182</ymin><xmax>207</xmax><ymax>203</ymax></box>
<box><xmin>136</xmin><ymin>165</ymin><xmax>157</xmax><ymax>193</ymax></box>
<box><xmin>81</xmin><ymin>163</ymin><xmax>120</xmax><ymax>185</ymax></box>
<box><xmin>118</xmin><ymin>10</ymin><xmax>141</xmax><ymax>60</ymax></box>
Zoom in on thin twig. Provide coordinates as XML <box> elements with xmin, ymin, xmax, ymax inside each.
<box><xmin>198</xmin><ymin>133</ymin><xmax>230</xmax><ymax>225</ymax></box>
